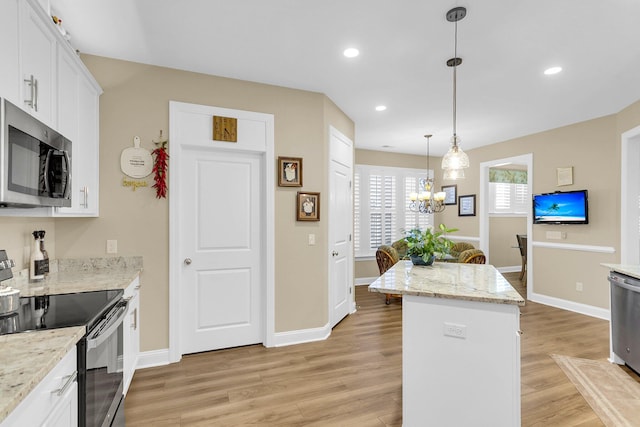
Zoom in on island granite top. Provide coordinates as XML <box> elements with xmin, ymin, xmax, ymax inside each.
<box><xmin>368</xmin><ymin>260</ymin><xmax>525</xmax><ymax>306</ymax></box>
<box><xmin>601</xmin><ymin>263</ymin><xmax>640</xmax><ymax>280</ymax></box>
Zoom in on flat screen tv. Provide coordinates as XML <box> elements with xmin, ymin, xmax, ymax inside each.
<box><xmin>533</xmin><ymin>190</ymin><xmax>588</xmax><ymax>224</ymax></box>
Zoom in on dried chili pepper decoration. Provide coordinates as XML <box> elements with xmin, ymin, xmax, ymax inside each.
<box><xmin>151</xmin><ymin>141</ymin><xmax>168</xmax><ymax>199</ymax></box>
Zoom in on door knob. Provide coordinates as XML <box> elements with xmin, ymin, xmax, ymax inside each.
<box><xmin>184</xmin><ymin>258</ymin><xmax>192</xmax><ymax>265</ymax></box>
<box><xmin>332</xmin><ymin>251</ymin><xmax>338</xmax><ymax>256</ymax></box>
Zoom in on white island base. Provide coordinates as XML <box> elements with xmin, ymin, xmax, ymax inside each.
<box><xmin>368</xmin><ymin>261</ymin><xmax>524</xmax><ymax>427</ymax></box>
<box><xmin>403</xmin><ymin>294</ymin><xmax>521</xmax><ymax>427</ymax></box>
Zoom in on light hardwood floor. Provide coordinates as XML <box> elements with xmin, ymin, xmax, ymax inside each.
<box><xmin>125</xmin><ymin>272</ymin><xmax>629</xmax><ymax>426</ymax></box>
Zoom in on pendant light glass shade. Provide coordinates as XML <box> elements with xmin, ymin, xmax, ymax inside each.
<box><xmin>443</xmin><ymin>167</ymin><xmax>465</xmax><ymax>180</ymax></box>
<box><xmin>441</xmin><ymin>135</ymin><xmax>469</xmax><ymax>171</ymax></box>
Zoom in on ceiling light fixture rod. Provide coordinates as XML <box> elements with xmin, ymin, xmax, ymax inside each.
<box><xmin>442</xmin><ymin>6</ymin><xmax>469</xmax><ymax>180</ymax></box>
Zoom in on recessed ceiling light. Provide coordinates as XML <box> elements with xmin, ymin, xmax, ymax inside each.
<box><xmin>343</xmin><ymin>48</ymin><xmax>360</xmax><ymax>58</ymax></box>
<box><xmin>375</xmin><ymin>105</ymin><xmax>387</xmax><ymax>111</ymax></box>
<box><xmin>544</xmin><ymin>66</ymin><xmax>562</xmax><ymax>75</ymax></box>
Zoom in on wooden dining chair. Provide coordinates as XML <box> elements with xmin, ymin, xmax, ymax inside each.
<box><xmin>375</xmin><ymin>245</ymin><xmax>401</xmax><ymax>304</ymax></box>
<box><xmin>516</xmin><ymin>234</ymin><xmax>527</xmax><ymax>284</ymax></box>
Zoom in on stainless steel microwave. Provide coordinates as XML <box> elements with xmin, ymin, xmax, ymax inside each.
<box><xmin>0</xmin><ymin>97</ymin><xmax>72</xmax><ymax>208</ymax></box>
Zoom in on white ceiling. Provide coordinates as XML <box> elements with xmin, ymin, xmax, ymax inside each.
<box><xmin>50</xmin><ymin>0</ymin><xmax>640</xmax><ymax>156</ymax></box>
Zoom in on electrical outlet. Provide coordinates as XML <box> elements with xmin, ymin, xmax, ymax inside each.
<box><xmin>576</xmin><ymin>282</ymin><xmax>583</xmax><ymax>291</ymax></box>
<box><xmin>443</xmin><ymin>322</ymin><xmax>467</xmax><ymax>339</ymax></box>
<box><xmin>308</xmin><ymin>234</ymin><xmax>316</xmax><ymax>245</ymax></box>
<box><xmin>106</xmin><ymin>240</ymin><xmax>118</xmax><ymax>254</ymax></box>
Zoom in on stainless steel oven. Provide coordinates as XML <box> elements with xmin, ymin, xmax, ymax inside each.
<box><xmin>79</xmin><ymin>298</ymin><xmax>128</xmax><ymax>427</ymax></box>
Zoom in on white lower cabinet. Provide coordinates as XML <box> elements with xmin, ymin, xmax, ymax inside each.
<box><xmin>1</xmin><ymin>347</ymin><xmax>78</xmax><ymax>427</ymax></box>
<box><xmin>123</xmin><ymin>277</ymin><xmax>141</xmax><ymax>395</ymax></box>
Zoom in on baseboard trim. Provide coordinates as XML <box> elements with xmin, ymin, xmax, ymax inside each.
<box><xmin>356</xmin><ymin>277</ymin><xmax>378</xmax><ymax>285</ymax></box>
<box><xmin>530</xmin><ymin>292</ymin><xmax>610</xmax><ymax>320</ymax></box>
<box><xmin>137</xmin><ymin>348</ymin><xmax>171</xmax><ymax>369</ymax></box>
<box><xmin>497</xmin><ymin>265</ymin><xmax>521</xmax><ymax>273</ymax></box>
<box><xmin>272</xmin><ymin>323</ymin><xmax>331</xmax><ymax>347</ymax></box>
<box><xmin>136</xmin><ymin>324</ymin><xmax>335</xmax><ymax>366</ymax></box>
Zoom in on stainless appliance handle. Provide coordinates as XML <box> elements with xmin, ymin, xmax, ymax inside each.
<box><xmin>43</xmin><ymin>149</ymin><xmax>53</xmax><ymax>195</ymax></box>
<box><xmin>62</xmin><ymin>151</ymin><xmax>71</xmax><ymax>199</ymax></box>
<box><xmin>87</xmin><ymin>300</ymin><xmax>128</xmax><ymax>349</ymax></box>
<box><xmin>608</xmin><ymin>276</ymin><xmax>640</xmax><ymax>294</ymax></box>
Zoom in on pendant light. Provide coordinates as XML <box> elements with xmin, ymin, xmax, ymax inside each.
<box><xmin>441</xmin><ymin>6</ymin><xmax>469</xmax><ymax>179</ymax></box>
<box><xmin>409</xmin><ymin>135</ymin><xmax>446</xmax><ymax>214</ymax></box>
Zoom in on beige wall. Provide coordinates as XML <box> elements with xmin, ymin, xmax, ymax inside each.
<box><xmin>4</xmin><ymin>55</ymin><xmax>353</xmax><ymax>352</ymax></box>
<box><xmin>0</xmin><ymin>218</ymin><xmax>56</xmax><ymax>269</ymax></box>
<box><xmin>489</xmin><ymin>217</ymin><xmax>526</xmax><ymax>268</ymax></box>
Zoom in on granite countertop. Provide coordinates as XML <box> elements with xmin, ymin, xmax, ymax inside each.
<box><xmin>0</xmin><ymin>256</ymin><xmax>142</xmax><ymax>424</ymax></box>
<box><xmin>0</xmin><ymin>326</ymin><xmax>86</xmax><ymax>423</ymax></box>
<box><xmin>368</xmin><ymin>260</ymin><xmax>525</xmax><ymax>306</ymax></box>
<box><xmin>601</xmin><ymin>263</ymin><xmax>640</xmax><ymax>280</ymax></box>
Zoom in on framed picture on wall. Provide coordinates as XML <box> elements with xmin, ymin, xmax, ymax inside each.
<box><xmin>458</xmin><ymin>194</ymin><xmax>476</xmax><ymax>216</ymax></box>
<box><xmin>278</xmin><ymin>157</ymin><xmax>303</xmax><ymax>187</ymax></box>
<box><xmin>441</xmin><ymin>185</ymin><xmax>457</xmax><ymax>205</ymax></box>
<box><xmin>297</xmin><ymin>192</ymin><xmax>320</xmax><ymax>221</ymax></box>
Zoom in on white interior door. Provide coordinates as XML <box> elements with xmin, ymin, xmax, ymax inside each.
<box><xmin>329</xmin><ymin>126</ymin><xmax>353</xmax><ymax>328</ymax></box>
<box><xmin>180</xmin><ymin>148</ymin><xmax>263</xmax><ymax>354</ymax></box>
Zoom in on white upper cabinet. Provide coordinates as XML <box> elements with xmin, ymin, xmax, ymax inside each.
<box><xmin>19</xmin><ymin>0</ymin><xmax>57</xmax><ymax>127</ymax></box>
<box><xmin>0</xmin><ymin>0</ymin><xmax>102</xmax><ymax>218</ymax></box>
<box><xmin>54</xmin><ymin>47</ymin><xmax>101</xmax><ymax>217</ymax></box>
<box><xmin>0</xmin><ymin>0</ymin><xmax>20</xmax><ymax>103</ymax></box>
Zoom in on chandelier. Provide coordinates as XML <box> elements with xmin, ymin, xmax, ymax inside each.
<box><xmin>409</xmin><ymin>134</ymin><xmax>446</xmax><ymax>214</ymax></box>
<box><xmin>441</xmin><ymin>6</ymin><xmax>470</xmax><ymax>180</ymax></box>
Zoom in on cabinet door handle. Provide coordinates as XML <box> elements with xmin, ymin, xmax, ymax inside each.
<box><xmin>132</xmin><ymin>307</ymin><xmax>138</xmax><ymax>331</ymax></box>
<box><xmin>33</xmin><ymin>77</ymin><xmax>38</xmax><ymax>112</ymax></box>
<box><xmin>52</xmin><ymin>371</ymin><xmax>77</xmax><ymax>396</ymax></box>
<box><xmin>84</xmin><ymin>186</ymin><xmax>89</xmax><ymax>208</ymax></box>
<box><xmin>24</xmin><ymin>75</ymin><xmax>35</xmax><ymax>109</ymax></box>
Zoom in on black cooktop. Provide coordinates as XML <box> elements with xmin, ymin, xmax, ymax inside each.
<box><xmin>0</xmin><ymin>289</ymin><xmax>123</xmax><ymax>335</ymax></box>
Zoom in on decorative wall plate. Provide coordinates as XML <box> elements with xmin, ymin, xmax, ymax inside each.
<box><xmin>121</xmin><ymin>136</ymin><xmax>153</xmax><ymax>178</ymax></box>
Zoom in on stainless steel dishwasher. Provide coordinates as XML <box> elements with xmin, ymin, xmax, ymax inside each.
<box><xmin>609</xmin><ymin>271</ymin><xmax>640</xmax><ymax>373</ymax></box>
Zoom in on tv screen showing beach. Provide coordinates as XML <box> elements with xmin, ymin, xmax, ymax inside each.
<box><xmin>533</xmin><ymin>190</ymin><xmax>588</xmax><ymax>224</ymax></box>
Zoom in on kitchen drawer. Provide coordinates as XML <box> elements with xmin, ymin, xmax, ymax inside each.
<box><xmin>2</xmin><ymin>347</ymin><xmax>77</xmax><ymax>427</ymax></box>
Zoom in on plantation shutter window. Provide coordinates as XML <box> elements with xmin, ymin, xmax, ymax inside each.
<box><xmin>354</xmin><ymin>165</ymin><xmax>433</xmax><ymax>257</ymax></box>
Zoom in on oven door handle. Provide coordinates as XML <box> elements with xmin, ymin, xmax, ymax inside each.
<box><xmin>87</xmin><ymin>300</ymin><xmax>128</xmax><ymax>349</ymax></box>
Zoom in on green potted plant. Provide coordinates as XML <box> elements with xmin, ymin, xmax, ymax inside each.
<box><xmin>404</xmin><ymin>224</ymin><xmax>458</xmax><ymax>265</ymax></box>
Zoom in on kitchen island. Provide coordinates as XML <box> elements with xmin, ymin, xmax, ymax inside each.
<box><xmin>369</xmin><ymin>261</ymin><xmax>525</xmax><ymax>427</ymax></box>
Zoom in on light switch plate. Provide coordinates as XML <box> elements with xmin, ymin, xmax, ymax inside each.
<box><xmin>546</xmin><ymin>231</ymin><xmax>563</xmax><ymax>240</ymax></box>
<box><xmin>106</xmin><ymin>240</ymin><xmax>118</xmax><ymax>254</ymax></box>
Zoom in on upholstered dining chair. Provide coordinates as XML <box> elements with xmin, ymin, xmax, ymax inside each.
<box><xmin>391</xmin><ymin>239</ymin><xmax>409</xmax><ymax>260</ymax></box>
<box><xmin>450</xmin><ymin>242</ymin><xmax>475</xmax><ymax>259</ymax></box>
<box><xmin>375</xmin><ymin>245</ymin><xmax>401</xmax><ymax>304</ymax></box>
<box><xmin>458</xmin><ymin>248</ymin><xmax>486</xmax><ymax>264</ymax></box>
<box><xmin>516</xmin><ymin>234</ymin><xmax>527</xmax><ymax>284</ymax></box>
